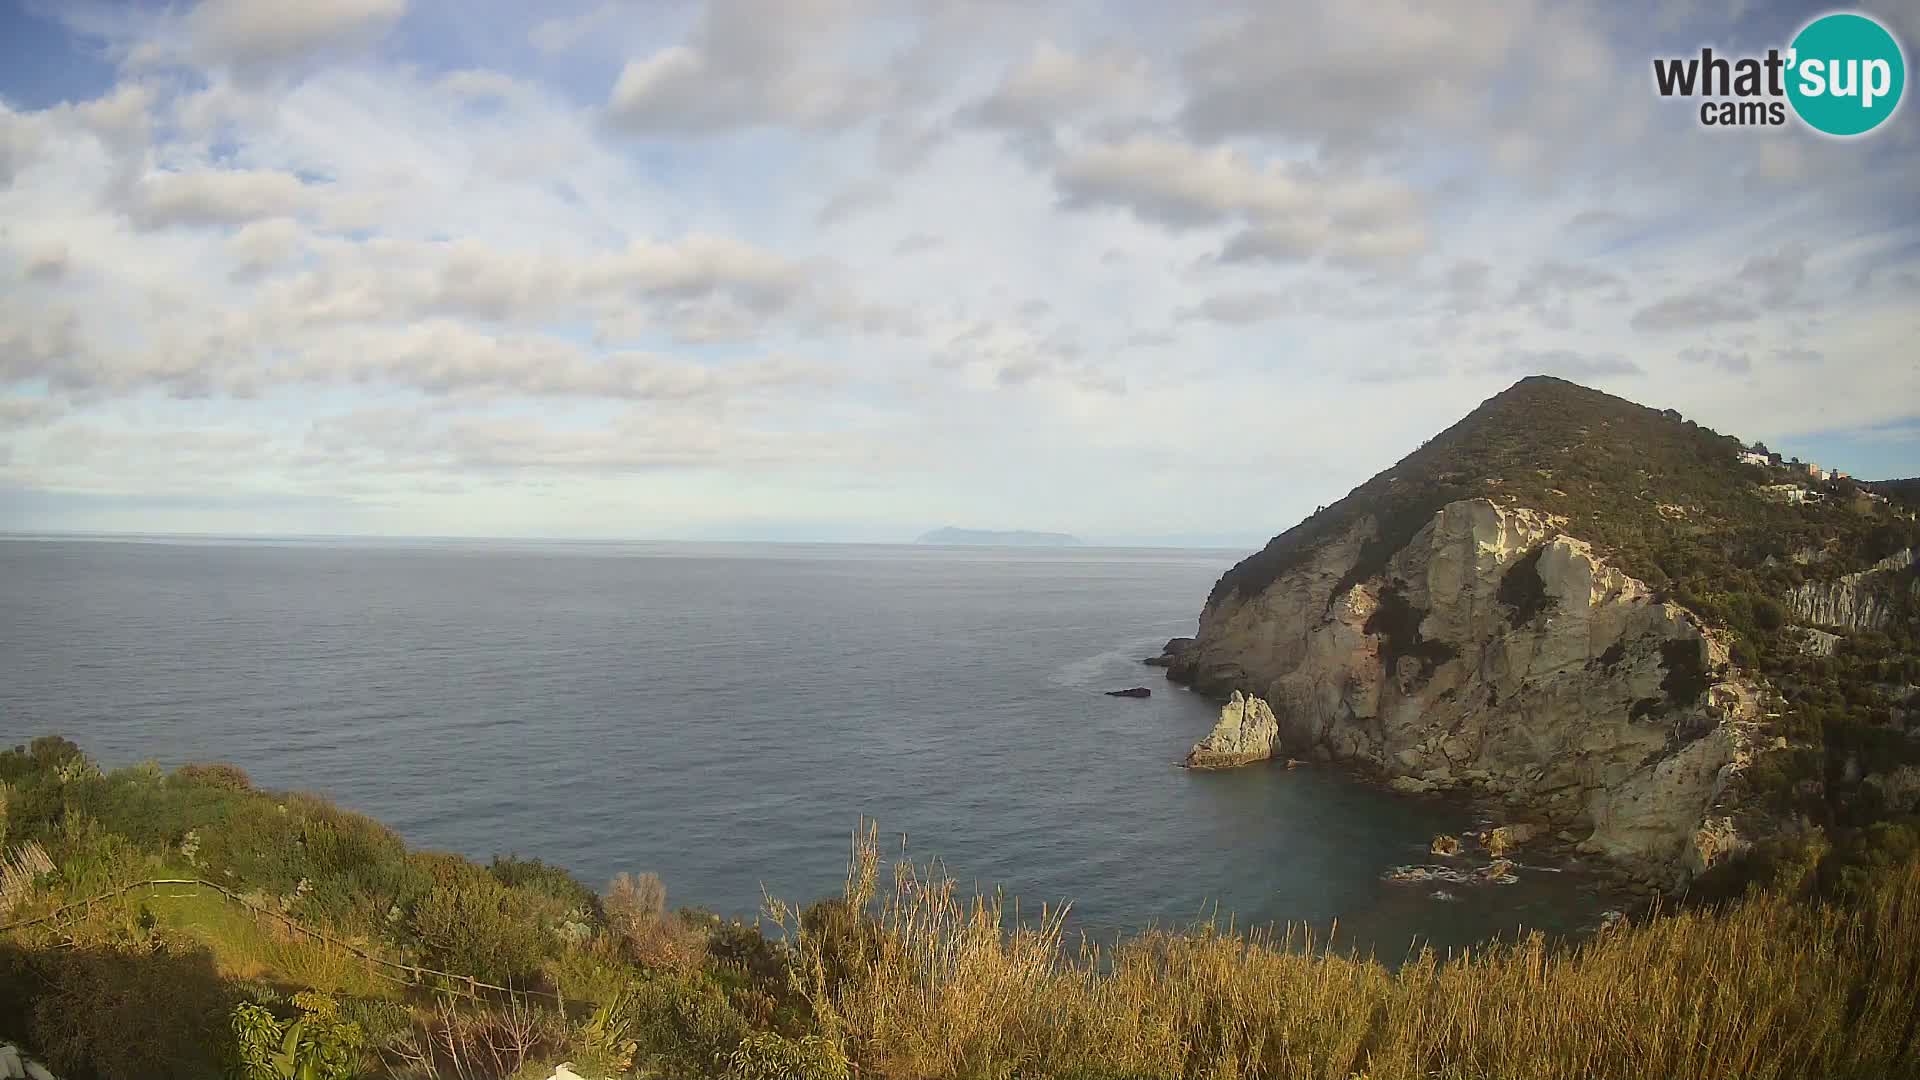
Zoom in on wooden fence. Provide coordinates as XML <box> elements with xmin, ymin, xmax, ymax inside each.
<box><xmin>0</xmin><ymin>877</ymin><xmax>574</xmax><ymax>1010</ymax></box>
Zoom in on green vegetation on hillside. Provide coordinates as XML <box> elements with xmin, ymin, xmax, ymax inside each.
<box><xmin>5</xmin><ymin>738</ymin><xmax>1920</xmax><ymax>1079</ymax></box>
<box><xmin>1866</xmin><ymin>477</ymin><xmax>1920</xmax><ymax>510</ymax></box>
<box><xmin>1215</xmin><ymin>377</ymin><xmax>1915</xmax><ymax>611</ymax></box>
<box><xmin>1209</xmin><ymin>376</ymin><xmax>1920</xmax><ymax>863</ymax></box>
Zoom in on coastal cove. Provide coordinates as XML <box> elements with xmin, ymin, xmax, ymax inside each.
<box><xmin>0</xmin><ymin>535</ymin><xmax>1616</xmax><ymax>957</ymax></box>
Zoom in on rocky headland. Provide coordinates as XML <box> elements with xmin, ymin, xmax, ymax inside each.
<box><xmin>1156</xmin><ymin>376</ymin><xmax>1920</xmax><ymax>892</ymax></box>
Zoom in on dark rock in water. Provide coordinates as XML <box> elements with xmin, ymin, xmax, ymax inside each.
<box><xmin>1106</xmin><ymin>687</ymin><xmax>1152</xmax><ymax>698</ymax></box>
<box><xmin>1149</xmin><ymin>636</ymin><xmax>1198</xmax><ymax>675</ymax></box>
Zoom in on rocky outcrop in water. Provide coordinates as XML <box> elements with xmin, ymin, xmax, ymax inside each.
<box><xmin>1167</xmin><ymin>498</ymin><xmax>1765</xmax><ymax>886</ymax></box>
<box><xmin>1183</xmin><ymin>690</ymin><xmax>1280</xmax><ymax>769</ymax></box>
<box><xmin>1483</xmin><ymin>823</ymin><xmax>1540</xmax><ymax>857</ymax></box>
<box><xmin>1144</xmin><ymin>637</ymin><xmax>1196</xmax><ymax>667</ymax></box>
<box><xmin>1784</xmin><ymin>549</ymin><xmax>1917</xmax><ymax>631</ymax></box>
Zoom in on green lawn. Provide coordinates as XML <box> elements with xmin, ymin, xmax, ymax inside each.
<box><xmin>132</xmin><ymin>882</ymin><xmax>399</xmax><ymax>999</ymax></box>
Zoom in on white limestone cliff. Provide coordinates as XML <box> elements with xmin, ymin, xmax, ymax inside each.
<box><xmin>1167</xmin><ymin>498</ymin><xmax>1766</xmax><ymax>886</ymax></box>
<box><xmin>1784</xmin><ymin>548</ymin><xmax>1917</xmax><ymax>632</ymax></box>
<box><xmin>1184</xmin><ymin>690</ymin><xmax>1280</xmax><ymax>769</ymax></box>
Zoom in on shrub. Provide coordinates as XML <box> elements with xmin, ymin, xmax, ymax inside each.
<box><xmin>7</xmin><ymin>939</ymin><xmax>234</xmax><ymax>1080</ymax></box>
<box><xmin>385</xmin><ymin>996</ymin><xmax>567</xmax><ymax>1080</ymax></box>
<box><xmin>1823</xmin><ymin>820</ymin><xmax>1920</xmax><ymax>899</ymax></box>
<box><xmin>294</xmin><ymin>796</ymin><xmax>407</xmax><ymax>882</ymax></box>
<box><xmin>545</xmin><ymin>945</ymin><xmax>638</xmax><ymax>1012</ymax></box>
<box><xmin>798</xmin><ymin>897</ymin><xmax>883</xmax><ymax>1001</ymax></box>
<box><xmin>229</xmin><ymin>992</ymin><xmax>365</xmax><ymax>1080</ymax></box>
<box><xmin>708</xmin><ymin>918</ymin><xmax>793</xmax><ymax>991</ymax></box>
<box><xmin>491</xmin><ymin>854</ymin><xmax>601</xmax><ymax>917</ymax></box>
<box><xmin>1658</xmin><ymin>638</ymin><xmax>1711</xmax><ymax>709</ymax></box>
<box><xmin>606</xmin><ymin>871</ymin><xmax>706</xmax><ymax>971</ymax></box>
<box><xmin>1744</xmin><ymin>748</ymin><xmax>1826</xmax><ymax>817</ymax></box>
<box><xmin>49</xmin><ymin>814</ymin><xmax>152</xmax><ymax>897</ymax></box>
<box><xmin>174</xmin><ymin>761</ymin><xmax>253</xmax><ymax>791</ymax></box>
<box><xmin>409</xmin><ymin>875</ymin><xmax>560</xmax><ymax>986</ymax></box>
<box><xmin>28</xmin><ymin>736</ymin><xmax>85</xmax><ymax>772</ymax></box>
<box><xmin>566</xmin><ymin>988</ymin><xmax>642</xmax><ymax>1076</ymax></box>
<box><xmin>625</xmin><ymin>973</ymin><xmax>754</xmax><ymax>1078</ymax></box>
<box><xmin>727</xmin><ymin>1031</ymin><xmax>851</xmax><ymax>1080</ymax></box>
<box><xmin>191</xmin><ymin>796</ymin><xmax>306</xmax><ymax>894</ymax></box>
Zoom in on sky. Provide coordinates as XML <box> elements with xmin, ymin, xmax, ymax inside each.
<box><xmin>0</xmin><ymin>0</ymin><xmax>1916</xmax><ymax>547</ymax></box>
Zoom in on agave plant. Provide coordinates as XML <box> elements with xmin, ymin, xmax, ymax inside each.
<box><xmin>229</xmin><ymin>994</ymin><xmax>363</xmax><ymax>1080</ymax></box>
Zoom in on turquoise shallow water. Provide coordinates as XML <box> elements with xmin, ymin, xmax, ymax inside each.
<box><xmin>0</xmin><ymin>536</ymin><xmax>1613</xmax><ymax>956</ymax></box>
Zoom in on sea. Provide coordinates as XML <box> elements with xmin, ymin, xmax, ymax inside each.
<box><xmin>0</xmin><ymin>535</ymin><xmax>1616</xmax><ymax>958</ymax></box>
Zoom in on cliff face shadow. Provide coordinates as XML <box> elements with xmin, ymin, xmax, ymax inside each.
<box><xmin>0</xmin><ymin>938</ymin><xmax>232</xmax><ymax>1080</ymax></box>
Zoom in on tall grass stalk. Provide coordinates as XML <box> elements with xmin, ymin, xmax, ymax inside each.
<box><xmin>772</xmin><ymin>823</ymin><xmax>1920</xmax><ymax>1080</ymax></box>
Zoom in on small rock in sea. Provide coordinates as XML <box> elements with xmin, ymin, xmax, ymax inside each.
<box><xmin>1384</xmin><ymin>864</ymin><xmax>1475</xmax><ymax>887</ymax></box>
<box><xmin>1479</xmin><ymin>858</ymin><xmax>1519</xmax><ymax>885</ymax></box>
<box><xmin>1183</xmin><ymin>690</ymin><xmax>1279</xmax><ymax>768</ymax></box>
<box><xmin>1284</xmin><ymin>758</ymin><xmax>1306</xmax><ymax>769</ymax></box>
<box><xmin>1105</xmin><ymin>687</ymin><xmax>1152</xmax><ymax>698</ymax></box>
<box><xmin>1430</xmin><ymin>834</ymin><xmax>1462</xmax><ymax>856</ymax></box>
<box><xmin>1483</xmin><ymin>823</ymin><xmax>1540</xmax><ymax>857</ymax></box>
<box><xmin>1145</xmin><ymin>637</ymin><xmax>1196</xmax><ymax>667</ymax></box>
<box><xmin>1430</xmin><ymin>889</ymin><xmax>1460</xmax><ymax>902</ymax></box>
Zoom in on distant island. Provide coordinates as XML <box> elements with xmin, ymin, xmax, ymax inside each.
<box><xmin>916</xmin><ymin>527</ymin><xmax>1084</xmax><ymax>547</ymax></box>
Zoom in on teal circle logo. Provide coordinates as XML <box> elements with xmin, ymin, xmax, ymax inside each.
<box><xmin>1787</xmin><ymin>12</ymin><xmax>1906</xmax><ymax>136</ymax></box>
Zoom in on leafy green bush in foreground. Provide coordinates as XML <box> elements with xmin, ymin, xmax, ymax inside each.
<box><xmin>3</xmin><ymin>742</ymin><xmax>1920</xmax><ymax>1079</ymax></box>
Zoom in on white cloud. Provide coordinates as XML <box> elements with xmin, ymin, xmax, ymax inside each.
<box><xmin>18</xmin><ymin>240</ymin><xmax>70</xmax><ymax>281</ymax></box>
<box><xmin>128</xmin><ymin>168</ymin><xmax>318</xmax><ymax>229</ymax></box>
<box><xmin>308</xmin><ymin>320</ymin><xmax>844</xmax><ymax>402</ymax></box>
<box><xmin>1177</xmin><ymin>1</ymin><xmax>1521</xmax><ymax>146</ymax></box>
<box><xmin>605</xmin><ymin>0</ymin><xmax>898</xmax><ymax>133</ymax></box>
<box><xmin>436</xmin><ymin>69</ymin><xmax>533</xmax><ymax>102</ymax></box>
<box><xmin>0</xmin><ymin>397</ymin><xmax>65</xmax><ymax>428</ymax></box>
<box><xmin>529</xmin><ymin>2</ymin><xmax>628</xmax><ymax>56</ymax></box>
<box><xmin>1</xmin><ymin>0</ymin><xmax>1916</xmax><ymax>538</ymax></box>
<box><xmin>183</xmin><ymin>0</ymin><xmax>406</xmax><ymax>73</ymax></box>
<box><xmin>968</xmin><ymin>41</ymin><xmax>1157</xmax><ymax>135</ymax></box>
<box><xmin>1054</xmin><ymin>135</ymin><xmax>1427</xmax><ymax>266</ymax></box>
<box><xmin>227</xmin><ymin>217</ymin><xmax>306</xmax><ymax>274</ymax></box>
<box><xmin>0</xmin><ymin>105</ymin><xmax>46</xmax><ymax>184</ymax></box>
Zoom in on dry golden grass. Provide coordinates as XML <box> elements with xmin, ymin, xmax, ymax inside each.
<box><xmin>769</xmin><ymin>823</ymin><xmax>1920</xmax><ymax>1080</ymax></box>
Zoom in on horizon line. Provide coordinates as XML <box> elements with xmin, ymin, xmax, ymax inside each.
<box><xmin>0</xmin><ymin>528</ymin><xmax>1260</xmax><ymax>553</ymax></box>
